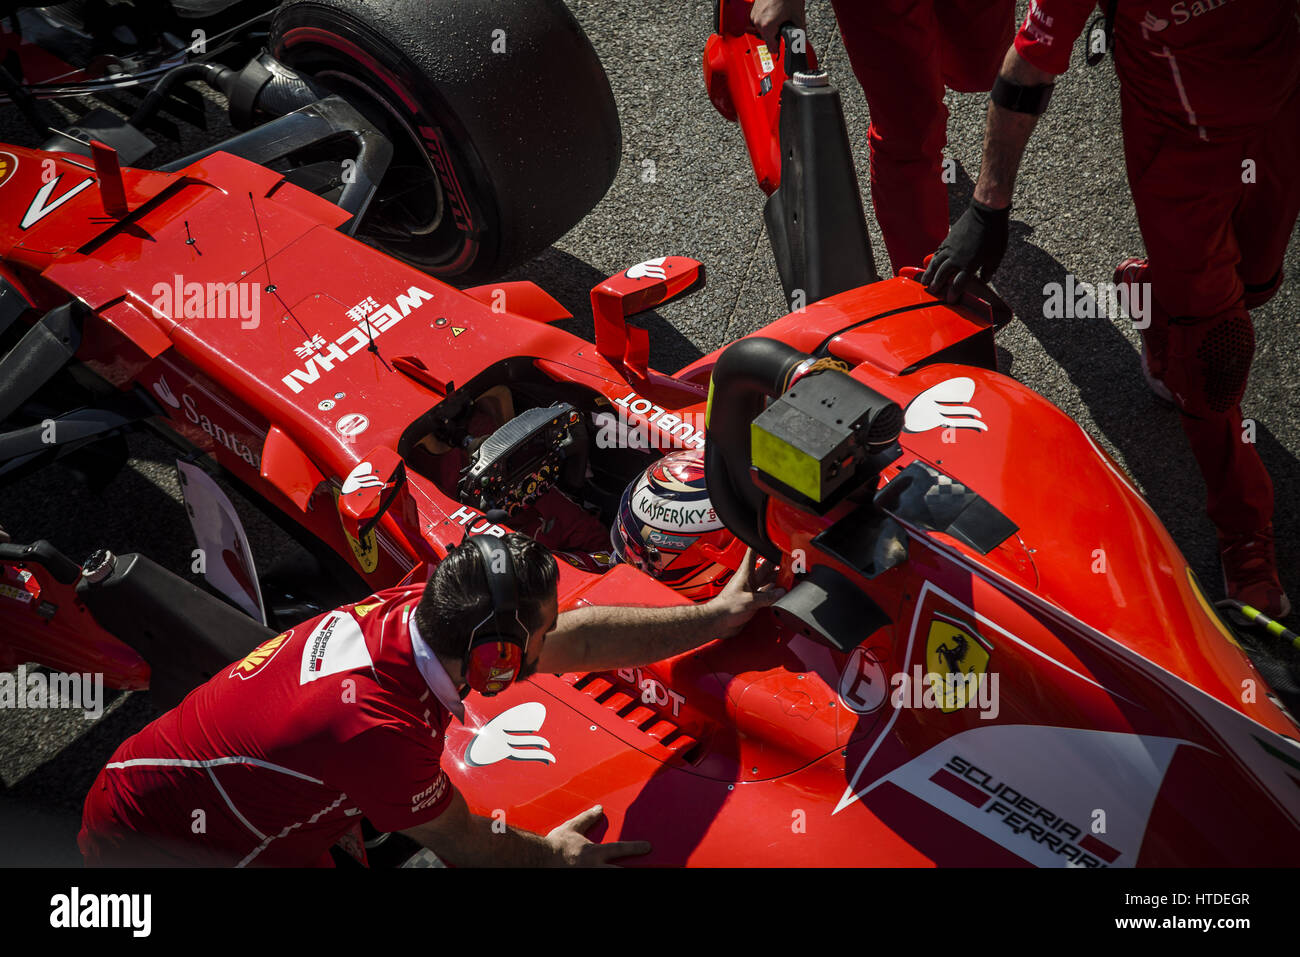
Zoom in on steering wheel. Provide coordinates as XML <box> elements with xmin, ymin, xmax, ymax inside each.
<box><xmin>457</xmin><ymin>403</ymin><xmax>589</xmax><ymax>515</ymax></box>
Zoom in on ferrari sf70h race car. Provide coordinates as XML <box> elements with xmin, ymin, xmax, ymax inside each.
<box><xmin>0</xmin><ymin>0</ymin><xmax>1298</xmax><ymax>867</ymax></box>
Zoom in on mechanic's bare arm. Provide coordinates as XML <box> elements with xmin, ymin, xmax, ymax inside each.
<box><xmin>922</xmin><ymin>47</ymin><xmax>1060</xmax><ymax>295</ymax></box>
<box><xmin>972</xmin><ymin>47</ymin><xmax>1058</xmax><ymax>209</ymax></box>
<box><xmin>538</xmin><ymin>547</ymin><xmax>782</xmax><ymax>674</ymax></box>
<box><xmin>402</xmin><ymin>787</ymin><xmax>650</xmax><ymax>867</ymax></box>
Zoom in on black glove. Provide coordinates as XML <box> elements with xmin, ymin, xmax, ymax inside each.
<box><xmin>921</xmin><ymin>200</ymin><xmax>1010</xmax><ymax>302</ymax></box>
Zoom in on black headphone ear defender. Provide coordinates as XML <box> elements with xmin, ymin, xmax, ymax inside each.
<box><xmin>462</xmin><ymin>535</ymin><xmax>530</xmax><ymax>696</ymax></box>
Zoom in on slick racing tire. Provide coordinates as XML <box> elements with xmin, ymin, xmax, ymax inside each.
<box><xmin>270</xmin><ymin>0</ymin><xmax>621</xmax><ymax>282</ymax></box>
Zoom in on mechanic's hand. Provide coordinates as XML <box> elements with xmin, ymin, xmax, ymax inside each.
<box><xmin>546</xmin><ymin>805</ymin><xmax>651</xmax><ymax>867</ymax></box>
<box><xmin>750</xmin><ymin>0</ymin><xmax>805</xmax><ymax>53</ymax></box>
<box><xmin>921</xmin><ymin>200</ymin><xmax>1010</xmax><ymax>303</ymax></box>
<box><xmin>708</xmin><ymin>547</ymin><xmax>785</xmax><ymax>638</ymax></box>
<box><xmin>0</xmin><ymin>523</ymin><xmax>8</xmax><ymax>544</ymax></box>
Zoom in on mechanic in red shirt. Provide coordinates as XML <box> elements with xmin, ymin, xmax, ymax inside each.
<box><xmin>750</xmin><ymin>0</ymin><xmax>1017</xmax><ymax>274</ymax></box>
<box><xmin>921</xmin><ymin>0</ymin><xmax>1299</xmax><ymax>617</ymax></box>
<box><xmin>78</xmin><ymin>533</ymin><xmax>780</xmax><ymax>866</ymax></box>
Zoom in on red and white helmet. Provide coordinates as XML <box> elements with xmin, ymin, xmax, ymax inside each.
<box><xmin>611</xmin><ymin>448</ymin><xmax>745</xmax><ymax>601</ymax></box>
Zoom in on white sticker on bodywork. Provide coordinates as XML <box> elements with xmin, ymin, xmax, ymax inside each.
<box><xmin>466</xmin><ymin>702</ymin><xmax>556</xmax><ymax>766</ymax></box>
<box><xmin>851</xmin><ymin>723</ymin><xmax>1187</xmax><ymax>867</ymax></box>
<box><xmin>21</xmin><ymin>175</ymin><xmax>94</xmax><ymax>229</ymax></box>
<box><xmin>904</xmin><ymin>377</ymin><xmax>988</xmax><ymax>434</ymax></box>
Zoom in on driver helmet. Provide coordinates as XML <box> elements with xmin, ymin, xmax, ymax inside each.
<box><xmin>611</xmin><ymin>448</ymin><xmax>746</xmax><ymax>601</ymax></box>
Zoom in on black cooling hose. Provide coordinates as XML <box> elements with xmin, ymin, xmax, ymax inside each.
<box><xmin>129</xmin><ymin>55</ymin><xmax>323</xmax><ymax>131</ymax></box>
<box><xmin>129</xmin><ymin>61</ymin><xmax>237</xmax><ymax>127</ymax></box>
<box><xmin>704</xmin><ymin>336</ymin><xmax>809</xmax><ymax>562</ymax></box>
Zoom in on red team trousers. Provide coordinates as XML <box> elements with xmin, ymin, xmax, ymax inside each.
<box><xmin>1120</xmin><ymin>82</ymin><xmax>1300</xmax><ymax>534</ymax></box>
<box><xmin>830</xmin><ymin>0</ymin><xmax>1016</xmax><ymax>274</ymax></box>
<box><xmin>1015</xmin><ymin>0</ymin><xmax>1300</xmax><ymax>539</ymax></box>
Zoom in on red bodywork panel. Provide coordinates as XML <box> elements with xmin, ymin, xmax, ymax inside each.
<box><xmin>0</xmin><ymin>142</ymin><xmax>1298</xmax><ymax>867</ymax></box>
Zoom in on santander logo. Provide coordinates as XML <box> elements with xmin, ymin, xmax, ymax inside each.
<box><xmin>903</xmin><ymin>377</ymin><xmax>988</xmax><ymax>434</ymax></box>
<box><xmin>1141</xmin><ymin>11</ymin><xmax>1169</xmax><ymax>33</ymax></box>
<box><xmin>341</xmin><ymin>461</ymin><xmax>385</xmax><ymax>495</ymax></box>
<box><xmin>466</xmin><ymin>702</ymin><xmax>557</xmax><ymax>766</ymax></box>
<box><xmin>625</xmin><ymin>256</ymin><xmax>668</xmax><ymax>281</ymax></box>
<box><xmin>152</xmin><ymin>374</ymin><xmax>181</xmax><ymax>409</ymax></box>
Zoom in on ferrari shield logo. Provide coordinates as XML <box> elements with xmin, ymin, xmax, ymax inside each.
<box><xmin>925</xmin><ymin>617</ymin><xmax>991</xmax><ymax>713</ymax></box>
<box><xmin>333</xmin><ymin>487</ymin><xmax>380</xmax><ymax>573</ymax></box>
<box><xmin>342</xmin><ymin>522</ymin><xmax>379</xmax><ymax>573</ymax></box>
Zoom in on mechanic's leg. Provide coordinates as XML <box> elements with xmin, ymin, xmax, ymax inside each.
<box><xmin>831</xmin><ymin>0</ymin><xmax>949</xmax><ymax>274</ymax></box>
<box><xmin>1162</xmin><ymin>311</ymin><xmax>1272</xmax><ymax>536</ymax></box>
<box><xmin>1163</xmin><ymin>308</ymin><xmax>1285</xmax><ymax>614</ymax></box>
<box><xmin>1114</xmin><ymin>257</ymin><xmax>1172</xmax><ymax>398</ymax></box>
<box><xmin>1119</xmin><ymin>99</ymin><xmax>1187</xmax><ymax>382</ymax></box>
<box><xmin>1120</xmin><ymin>91</ymin><xmax>1245</xmax><ymax>391</ymax></box>
<box><xmin>1123</xmin><ymin>101</ymin><xmax>1283</xmax><ymax>610</ymax></box>
<box><xmin>1234</xmin><ymin>80</ymin><xmax>1300</xmax><ymax>308</ymax></box>
<box><xmin>936</xmin><ymin>0</ymin><xmax>1016</xmax><ymax>93</ymax></box>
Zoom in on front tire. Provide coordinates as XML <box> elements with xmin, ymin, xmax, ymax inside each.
<box><xmin>270</xmin><ymin>0</ymin><xmax>621</xmax><ymax>282</ymax></box>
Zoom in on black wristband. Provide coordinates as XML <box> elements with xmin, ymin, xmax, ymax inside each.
<box><xmin>990</xmin><ymin>75</ymin><xmax>1055</xmax><ymax>115</ymax></box>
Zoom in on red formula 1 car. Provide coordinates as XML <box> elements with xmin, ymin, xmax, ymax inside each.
<box><xmin>1</xmin><ymin>0</ymin><xmax>1298</xmax><ymax>867</ymax></box>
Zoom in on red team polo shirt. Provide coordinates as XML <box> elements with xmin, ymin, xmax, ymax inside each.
<box><xmin>78</xmin><ymin>583</ymin><xmax>456</xmax><ymax>867</ymax></box>
<box><xmin>1014</xmin><ymin>0</ymin><xmax>1299</xmax><ymax>138</ymax></box>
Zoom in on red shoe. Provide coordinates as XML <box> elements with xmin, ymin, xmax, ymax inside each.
<box><xmin>1219</xmin><ymin>525</ymin><xmax>1292</xmax><ymax>619</ymax></box>
<box><xmin>1114</xmin><ymin>258</ymin><xmax>1174</xmax><ymax>404</ymax></box>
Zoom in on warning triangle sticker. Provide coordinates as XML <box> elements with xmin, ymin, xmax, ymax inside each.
<box><xmin>451</xmin><ymin>327</ymin><xmax>465</xmax><ymax>337</ymax></box>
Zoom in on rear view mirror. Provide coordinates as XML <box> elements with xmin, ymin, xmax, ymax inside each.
<box><xmin>592</xmin><ymin>256</ymin><xmax>704</xmax><ymax>378</ymax></box>
<box><xmin>337</xmin><ymin>448</ymin><xmax>409</xmax><ymax>572</ymax></box>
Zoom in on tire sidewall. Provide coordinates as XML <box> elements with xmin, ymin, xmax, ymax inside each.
<box><xmin>272</xmin><ymin>4</ymin><xmax>496</xmax><ymax>276</ymax></box>
<box><xmin>270</xmin><ymin>0</ymin><xmax>620</xmax><ymax>281</ymax></box>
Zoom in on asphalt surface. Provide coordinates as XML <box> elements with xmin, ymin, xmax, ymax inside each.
<box><xmin>0</xmin><ymin>0</ymin><xmax>1297</xmax><ymax>867</ymax></box>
